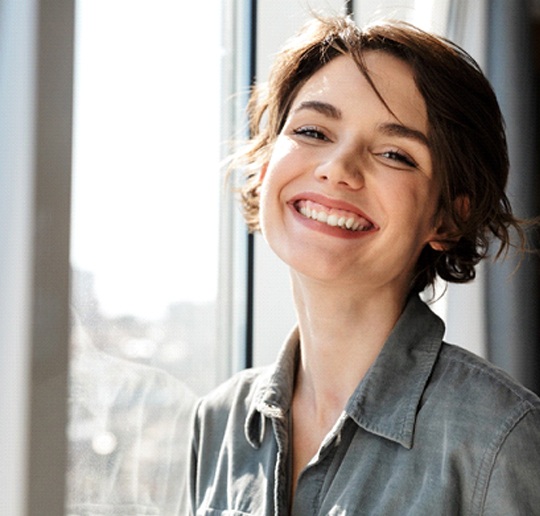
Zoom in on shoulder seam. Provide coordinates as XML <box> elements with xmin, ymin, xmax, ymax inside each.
<box><xmin>440</xmin><ymin>343</ymin><xmax>540</xmax><ymax>406</ymax></box>
<box><xmin>474</xmin><ymin>402</ymin><xmax>538</xmax><ymax>513</ymax></box>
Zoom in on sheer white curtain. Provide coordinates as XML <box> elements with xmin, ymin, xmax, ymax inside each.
<box><xmin>0</xmin><ymin>1</ymin><xmax>37</xmax><ymax>512</ymax></box>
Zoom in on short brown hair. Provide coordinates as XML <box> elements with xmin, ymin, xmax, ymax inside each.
<box><xmin>237</xmin><ymin>15</ymin><xmax>525</xmax><ymax>293</ymax></box>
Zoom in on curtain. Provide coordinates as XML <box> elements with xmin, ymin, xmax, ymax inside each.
<box><xmin>485</xmin><ymin>0</ymin><xmax>540</xmax><ymax>394</ymax></box>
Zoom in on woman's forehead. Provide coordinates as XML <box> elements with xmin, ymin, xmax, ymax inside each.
<box><xmin>289</xmin><ymin>53</ymin><xmax>428</xmax><ymax>136</ymax></box>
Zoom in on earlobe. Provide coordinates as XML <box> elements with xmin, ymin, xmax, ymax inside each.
<box><xmin>428</xmin><ymin>240</ymin><xmax>447</xmax><ymax>252</ymax></box>
<box><xmin>426</xmin><ymin>214</ymin><xmax>452</xmax><ymax>252</ymax></box>
<box><xmin>427</xmin><ymin>217</ymin><xmax>456</xmax><ymax>252</ymax></box>
<box><xmin>427</xmin><ymin>195</ymin><xmax>469</xmax><ymax>252</ymax></box>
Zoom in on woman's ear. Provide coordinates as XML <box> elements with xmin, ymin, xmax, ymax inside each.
<box><xmin>428</xmin><ymin>196</ymin><xmax>469</xmax><ymax>252</ymax></box>
<box><xmin>428</xmin><ymin>223</ymin><xmax>453</xmax><ymax>252</ymax></box>
<box><xmin>428</xmin><ymin>216</ymin><xmax>456</xmax><ymax>251</ymax></box>
<box><xmin>428</xmin><ymin>238</ymin><xmax>449</xmax><ymax>252</ymax></box>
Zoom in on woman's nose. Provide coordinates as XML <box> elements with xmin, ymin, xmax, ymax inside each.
<box><xmin>314</xmin><ymin>149</ymin><xmax>364</xmax><ymax>189</ymax></box>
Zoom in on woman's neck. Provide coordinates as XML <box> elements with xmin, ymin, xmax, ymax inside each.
<box><xmin>288</xmin><ymin>271</ymin><xmax>411</xmax><ymax>500</ymax></box>
<box><xmin>288</xmin><ymin>272</ymin><xmax>409</xmax><ymax>497</ymax></box>
<box><xmin>291</xmin><ymin>271</ymin><xmax>408</xmax><ymax>415</ymax></box>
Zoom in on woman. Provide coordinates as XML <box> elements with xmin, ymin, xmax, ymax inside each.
<box><xmin>189</xmin><ymin>16</ymin><xmax>540</xmax><ymax>515</ymax></box>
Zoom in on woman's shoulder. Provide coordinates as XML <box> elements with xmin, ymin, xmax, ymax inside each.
<box><xmin>429</xmin><ymin>344</ymin><xmax>540</xmax><ymax>512</ymax></box>
<box><xmin>430</xmin><ymin>342</ymin><xmax>540</xmax><ymax>419</ymax></box>
<box><xmin>195</xmin><ymin>365</ymin><xmax>273</xmax><ymax>418</ymax></box>
<box><xmin>196</xmin><ymin>330</ymin><xmax>299</xmax><ymax>421</ymax></box>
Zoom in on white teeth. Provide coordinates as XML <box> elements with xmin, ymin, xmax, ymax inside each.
<box><xmin>316</xmin><ymin>211</ymin><xmax>328</xmax><ymax>223</ymax></box>
<box><xmin>327</xmin><ymin>214</ymin><xmax>338</xmax><ymax>227</ymax></box>
<box><xmin>298</xmin><ymin>205</ymin><xmax>370</xmax><ymax>232</ymax></box>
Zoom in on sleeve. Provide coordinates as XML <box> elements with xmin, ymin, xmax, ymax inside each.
<box><xmin>482</xmin><ymin>406</ymin><xmax>540</xmax><ymax>515</ymax></box>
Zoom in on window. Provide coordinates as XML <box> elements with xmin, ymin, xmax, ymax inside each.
<box><xmin>68</xmin><ymin>0</ymin><xmax>226</xmax><ymax>512</ymax></box>
<box><xmin>71</xmin><ymin>0</ymin><xmax>223</xmax><ymax>395</ymax></box>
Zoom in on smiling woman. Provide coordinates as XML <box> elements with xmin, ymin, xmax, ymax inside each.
<box><xmin>259</xmin><ymin>53</ymin><xmax>439</xmax><ymax>298</ymax></box>
<box><xmin>189</xmin><ymin>15</ymin><xmax>540</xmax><ymax>515</ymax></box>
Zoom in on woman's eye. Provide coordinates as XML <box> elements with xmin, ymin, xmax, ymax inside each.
<box><xmin>380</xmin><ymin>150</ymin><xmax>418</xmax><ymax>168</ymax></box>
<box><xmin>293</xmin><ymin>126</ymin><xmax>329</xmax><ymax>141</ymax></box>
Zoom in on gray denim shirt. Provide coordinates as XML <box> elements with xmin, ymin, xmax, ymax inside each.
<box><xmin>190</xmin><ymin>295</ymin><xmax>540</xmax><ymax>515</ymax></box>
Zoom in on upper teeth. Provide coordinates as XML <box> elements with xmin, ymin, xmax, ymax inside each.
<box><xmin>298</xmin><ymin>204</ymin><xmax>369</xmax><ymax>231</ymax></box>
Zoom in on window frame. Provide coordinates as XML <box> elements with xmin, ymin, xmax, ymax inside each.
<box><xmin>0</xmin><ymin>0</ymin><xmax>74</xmax><ymax>512</ymax></box>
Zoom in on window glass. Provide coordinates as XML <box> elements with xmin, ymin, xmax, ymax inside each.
<box><xmin>69</xmin><ymin>0</ymin><xmax>222</xmax><ymax>512</ymax></box>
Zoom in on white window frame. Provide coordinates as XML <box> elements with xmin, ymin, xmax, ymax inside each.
<box><xmin>0</xmin><ymin>0</ymin><xmax>74</xmax><ymax>513</ymax></box>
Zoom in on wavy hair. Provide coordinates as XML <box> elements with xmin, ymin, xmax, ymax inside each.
<box><xmin>236</xmin><ymin>16</ymin><xmax>526</xmax><ymax>293</ymax></box>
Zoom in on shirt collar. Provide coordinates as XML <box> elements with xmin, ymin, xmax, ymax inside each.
<box><xmin>245</xmin><ymin>295</ymin><xmax>445</xmax><ymax>450</ymax></box>
<box><xmin>345</xmin><ymin>295</ymin><xmax>445</xmax><ymax>449</ymax></box>
<box><xmin>245</xmin><ymin>327</ymin><xmax>300</xmax><ymax>448</ymax></box>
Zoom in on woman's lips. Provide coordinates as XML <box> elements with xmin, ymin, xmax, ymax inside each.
<box><xmin>294</xmin><ymin>199</ymin><xmax>374</xmax><ymax>232</ymax></box>
<box><xmin>288</xmin><ymin>193</ymin><xmax>378</xmax><ymax>235</ymax></box>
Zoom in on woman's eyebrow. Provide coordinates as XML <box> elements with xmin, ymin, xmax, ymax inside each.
<box><xmin>379</xmin><ymin>122</ymin><xmax>430</xmax><ymax>147</ymax></box>
<box><xmin>292</xmin><ymin>101</ymin><xmax>429</xmax><ymax>146</ymax></box>
<box><xmin>293</xmin><ymin>100</ymin><xmax>342</xmax><ymax>120</ymax></box>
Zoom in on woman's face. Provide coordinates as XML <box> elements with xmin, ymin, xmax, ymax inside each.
<box><xmin>259</xmin><ymin>52</ymin><xmax>443</xmax><ymax>297</ymax></box>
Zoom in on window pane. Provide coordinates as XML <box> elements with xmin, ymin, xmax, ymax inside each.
<box><xmin>69</xmin><ymin>0</ymin><xmax>222</xmax><ymax>512</ymax></box>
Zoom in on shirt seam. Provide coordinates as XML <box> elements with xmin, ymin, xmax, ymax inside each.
<box><xmin>441</xmin><ymin>346</ymin><xmax>540</xmax><ymax>406</ymax></box>
<box><xmin>472</xmin><ymin>402</ymin><xmax>535</xmax><ymax>514</ymax></box>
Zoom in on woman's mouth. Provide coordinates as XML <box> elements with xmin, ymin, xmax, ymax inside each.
<box><xmin>293</xmin><ymin>199</ymin><xmax>375</xmax><ymax>232</ymax></box>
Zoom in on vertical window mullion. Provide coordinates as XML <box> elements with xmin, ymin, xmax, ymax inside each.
<box><xmin>244</xmin><ymin>0</ymin><xmax>258</xmax><ymax>370</ymax></box>
<box><xmin>29</xmin><ymin>0</ymin><xmax>75</xmax><ymax>513</ymax></box>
